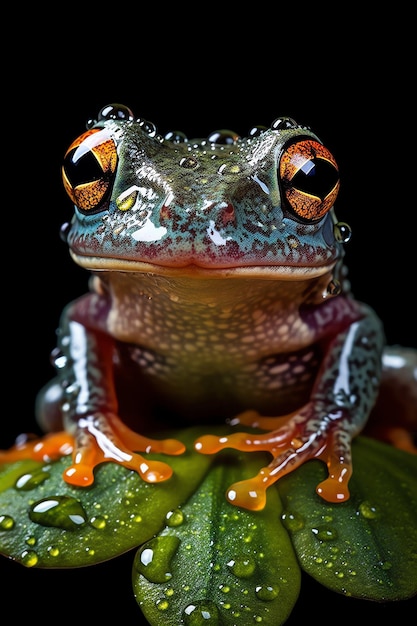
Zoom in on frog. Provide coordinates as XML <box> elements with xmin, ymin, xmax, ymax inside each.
<box><xmin>1</xmin><ymin>103</ymin><xmax>415</xmax><ymax>511</ymax></box>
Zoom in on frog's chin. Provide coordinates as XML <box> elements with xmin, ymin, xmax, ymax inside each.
<box><xmin>70</xmin><ymin>251</ymin><xmax>335</xmax><ymax>280</ymax></box>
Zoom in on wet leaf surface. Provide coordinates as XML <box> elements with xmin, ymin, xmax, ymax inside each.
<box><xmin>133</xmin><ymin>451</ymin><xmax>300</xmax><ymax>626</ymax></box>
<box><xmin>0</xmin><ymin>430</ymin><xmax>416</xmax><ymax>625</ymax></box>
<box><xmin>0</xmin><ymin>428</ymin><xmax>214</xmax><ymax>567</ymax></box>
<box><xmin>278</xmin><ymin>436</ymin><xmax>417</xmax><ymax>601</ymax></box>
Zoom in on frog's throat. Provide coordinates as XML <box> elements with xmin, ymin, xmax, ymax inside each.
<box><xmin>70</xmin><ymin>252</ymin><xmax>336</xmax><ymax>281</ymax></box>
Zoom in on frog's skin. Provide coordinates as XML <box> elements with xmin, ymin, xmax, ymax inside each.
<box><xmin>2</xmin><ymin>104</ymin><xmax>415</xmax><ymax>510</ymax></box>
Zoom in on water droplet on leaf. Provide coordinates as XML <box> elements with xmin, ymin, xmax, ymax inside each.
<box><xmin>29</xmin><ymin>495</ymin><xmax>87</xmax><ymax>530</ymax></box>
<box><xmin>165</xmin><ymin>508</ymin><xmax>185</xmax><ymax>527</ymax></box>
<box><xmin>358</xmin><ymin>500</ymin><xmax>380</xmax><ymax>519</ymax></box>
<box><xmin>15</xmin><ymin>469</ymin><xmax>50</xmax><ymax>490</ymax></box>
<box><xmin>0</xmin><ymin>515</ymin><xmax>15</xmax><ymax>530</ymax></box>
<box><xmin>255</xmin><ymin>584</ymin><xmax>279</xmax><ymax>601</ymax></box>
<box><xmin>183</xmin><ymin>600</ymin><xmax>220</xmax><ymax>625</ymax></box>
<box><xmin>134</xmin><ymin>536</ymin><xmax>180</xmax><ymax>583</ymax></box>
<box><xmin>312</xmin><ymin>526</ymin><xmax>338</xmax><ymax>541</ymax></box>
<box><xmin>281</xmin><ymin>511</ymin><xmax>305</xmax><ymax>531</ymax></box>
<box><xmin>227</xmin><ymin>556</ymin><xmax>256</xmax><ymax>578</ymax></box>
<box><xmin>21</xmin><ymin>549</ymin><xmax>39</xmax><ymax>567</ymax></box>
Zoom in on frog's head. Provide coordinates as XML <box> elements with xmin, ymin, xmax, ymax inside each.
<box><xmin>62</xmin><ymin>103</ymin><xmax>350</xmax><ymax>281</ymax></box>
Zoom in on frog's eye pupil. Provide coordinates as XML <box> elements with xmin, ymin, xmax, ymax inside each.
<box><xmin>291</xmin><ymin>158</ymin><xmax>339</xmax><ymax>200</ymax></box>
<box><xmin>64</xmin><ymin>149</ymin><xmax>103</xmax><ymax>188</ymax></box>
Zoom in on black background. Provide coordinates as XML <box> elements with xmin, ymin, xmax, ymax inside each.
<box><xmin>2</xmin><ymin>9</ymin><xmax>415</xmax><ymax>623</ymax></box>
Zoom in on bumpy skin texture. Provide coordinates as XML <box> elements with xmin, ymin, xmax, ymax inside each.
<box><xmin>1</xmin><ymin>105</ymin><xmax>414</xmax><ymax>510</ymax></box>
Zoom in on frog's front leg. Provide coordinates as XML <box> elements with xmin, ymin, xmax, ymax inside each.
<box><xmin>195</xmin><ymin>304</ymin><xmax>385</xmax><ymax>510</ymax></box>
<box><xmin>0</xmin><ymin>294</ymin><xmax>185</xmax><ymax>486</ymax></box>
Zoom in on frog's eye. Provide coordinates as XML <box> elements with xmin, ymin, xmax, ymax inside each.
<box><xmin>279</xmin><ymin>139</ymin><xmax>339</xmax><ymax>222</ymax></box>
<box><xmin>62</xmin><ymin>128</ymin><xmax>118</xmax><ymax>213</ymax></box>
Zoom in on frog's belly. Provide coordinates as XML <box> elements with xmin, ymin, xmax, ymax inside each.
<box><xmin>116</xmin><ymin>343</ymin><xmax>320</xmax><ymax>426</ymax></box>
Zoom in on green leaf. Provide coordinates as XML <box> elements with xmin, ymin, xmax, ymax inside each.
<box><xmin>0</xmin><ymin>428</ymin><xmax>214</xmax><ymax>568</ymax></box>
<box><xmin>133</xmin><ymin>450</ymin><xmax>301</xmax><ymax>626</ymax></box>
<box><xmin>277</xmin><ymin>436</ymin><xmax>417</xmax><ymax>601</ymax></box>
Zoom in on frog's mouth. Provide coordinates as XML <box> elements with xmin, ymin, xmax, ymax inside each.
<box><xmin>70</xmin><ymin>251</ymin><xmax>336</xmax><ymax>280</ymax></box>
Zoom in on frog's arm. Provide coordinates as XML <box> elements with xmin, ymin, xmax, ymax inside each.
<box><xmin>195</xmin><ymin>298</ymin><xmax>385</xmax><ymax>510</ymax></box>
<box><xmin>0</xmin><ymin>292</ymin><xmax>185</xmax><ymax>486</ymax></box>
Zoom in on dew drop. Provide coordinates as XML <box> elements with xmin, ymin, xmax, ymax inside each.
<box><xmin>90</xmin><ymin>515</ymin><xmax>107</xmax><ymax>530</ymax></box>
<box><xmin>183</xmin><ymin>600</ymin><xmax>220</xmax><ymax>625</ymax></box>
<box><xmin>326</xmin><ymin>279</ymin><xmax>342</xmax><ymax>296</ymax></box>
<box><xmin>281</xmin><ymin>511</ymin><xmax>305</xmax><ymax>531</ymax></box>
<box><xmin>134</xmin><ymin>536</ymin><xmax>180</xmax><ymax>583</ymax></box>
<box><xmin>358</xmin><ymin>501</ymin><xmax>380</xmax><ymax>519</ymax></box>
<box><xmin>21</xmin><ymin>550</ymin><xmax>38</xmax><ymax>567</ymax></box>
<box><xmin>334</xmin><ymin>221</ymin><xmax>352</xmax><ymax>243</ymax></box>
<box><xmin>255</xmin><ymin>584</ymin><xmax>279</xmax><ymax>601</ymax></box>
<box><xmin>0</xmin><ymin>514</ymin><xmax>15</xmax><ymax>530</ymax></box>
<box><xmin>312</xmin><ymin>526</ymin><xmax>338</xmax><ymax>541</ymax></box>
<box><xmin>179</xmin><ymin>156</ymin><xmax>199</xmax><ymax>169</ymax></box>
<box><xmin>29</xmin><ymin>495</ymin><xmax>87</xmax><ymax>530</ymax></box>
<box><xmin>227</xmin><ymin>556</ymin><xmax>256</xmax><ymax>578</ymax></box>
<box><xmin>165</xmin><ymin>508</ymin><xmax>185</xmax><ymax>527</ymax></box>
<box><xmin>47</xmin><ymin>545</ymin><xmax>60</xmax><ymax>557</ymax></box>
<box><xmin>15</xmin><ymin>469</ymin><xmax>50</xmax><ymax>490</ymax></box>
<box><xmin>156</xmin><ymin>599</ymin><xmax>169</xmax><ymax>611</ymax></box>
<box><xmin>25</xmin><ymin>536</ymin><xmax>36</xmax><ymax>546</ymax></box>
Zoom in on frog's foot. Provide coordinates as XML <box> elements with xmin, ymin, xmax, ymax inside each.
<box><xmin>0</xmin><ymin>431</ymin><xmax>74</xmax><ymax>463</ymax></box>
<box><xmin>0</xmin><ymin>413</ymin><xmax>186</xmax><ymax>488</ymax></box>
<box><xmin>195</xmin><ymin>407</ymin><xmax>353</xmax><ymax>510</ymax></box>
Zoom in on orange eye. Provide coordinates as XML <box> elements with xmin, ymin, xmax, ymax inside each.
<box><xmin>279</xmin><ymin>139</ymin><xmax>339</xmax><ymax>222</ymax></box>
<box><xmin>62</xmin><ymin>128</ymin><xmax>118</xmax><ymax>213</ymax></box>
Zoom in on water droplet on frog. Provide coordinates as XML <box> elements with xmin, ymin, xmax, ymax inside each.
<box><xmin>15</xmin><ymin>469</ymin><xmax>50</xmax><ymax>491</ymax></box>
<box><xmin>165</xmin><ymin>508</ymin><xmax>185</xmax><ymax>527</ymax></box>
<box><xmin>98</xmin><ymin>103</ymin><xmax>135</xmax><ymax>122</ymax></box>
<box><xmin>248</xmin><ymin>125</ymin><xmax>268</xmax><ymax>137</ymax></box>
<box><xmin>183</xmin><ymin>600</ymin><xmax>220</xmax><ymax>625</ymax></box>
<box><xmin>21</xmin><ymin>549</ymin><xmax>39</xmax><ymax>567</ymax></box>
<box><xmin>134</xmin><ymin>536</ymin><xmax>180</xmax><ymax>583</ymax></box>
<box><xmin>312</xmin><ymin>526</ymin><xmax>338</xmax><ymax>541</ymax></box>
<box><xmin>358</xmin><ymin>500</ymin><xmax>380</xmax><ymax>519</ymax></box>
<box><xmin>179</xmin><ymin>156</ymin><xmax>199</xmax><ymax>169</ymax></box>
<box><xmin>334</xmin><ymin>221</ymin><xmax>352</xmax><ymax>243</ymax></box>
<box><xmin>59</xmin><ymin>221</ymin><xmax>72</xmax><ymax>242</ymax></box>
<box><xmin>50</xmin><ymin>347</ymin><xmax>67</xmax><ymax>369</ymax></box>
<box><xmin>207</xmin><ymin>129</ymin><xmax>240</xmax><ymax>145</ymax></box>
<box><xmin>271</xmin><ymin>116</ymin><xmax>298</xmax><ymax>130</ymax></box>
<box><xmin>165</xmin><ymin>130</ymin><xmax>188</xmax><ymax>143</ymax></box>
<box><xmin>326</xmin><ymin>279</ymin><xmax>341</xmax><ymax>296</ymax></box>
<box><xmin>255</xmin><ymin>584</ymin><xmax>279</xmax><ymax>601</ymax></box>
<box><xmin>139</xmin><ymin>120</ymin><xmax>157</xmax><ymax>136</ymax></box>
<box><xmin>0</xmin><ymin>514</ymin><xmax>15</xmax><ymax>531</ymax></box>
<box><xmin>29</xmin><ymin>495</ymin><xmax>87</xmax><ymax>530</ymax></box>
<box><xmin>281</xmin><ymin>511</ymin><xmax>305</xmax><ymax>531</ymax></box>
<box><xmin>227</xmin><ymin>555</ymin><xmax>256</xmax><ymax>578</ymax></box>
